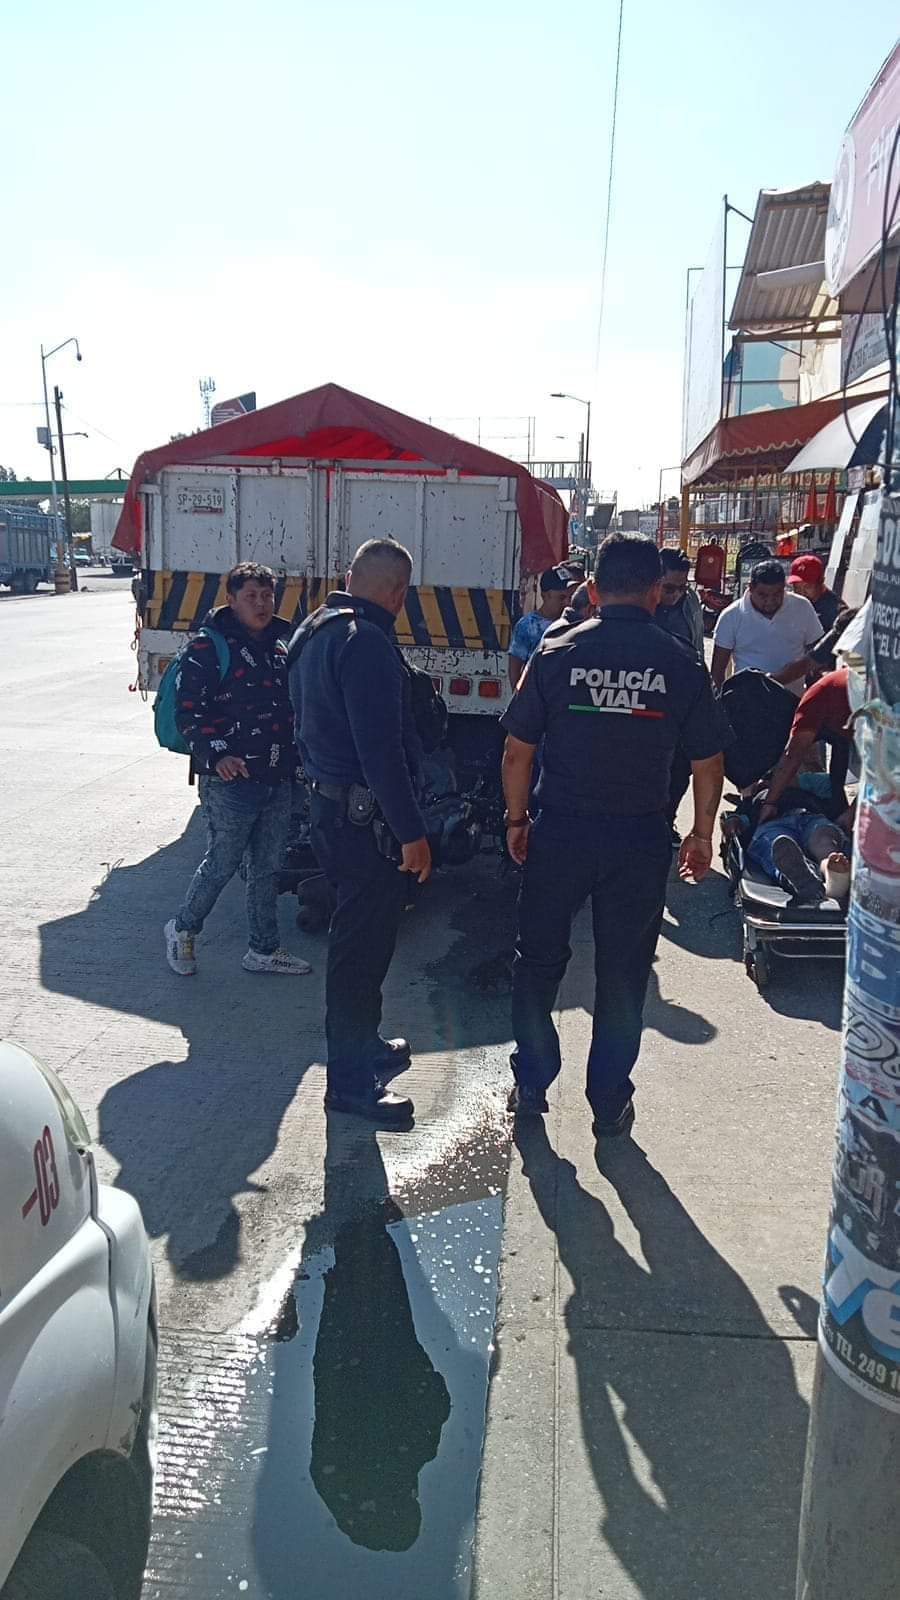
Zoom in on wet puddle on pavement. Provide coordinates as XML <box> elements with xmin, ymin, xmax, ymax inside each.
<box><xmin>145</xmin><ymin>1106</ymin><xmax>511</xmax><ymax>1599</ymax></box>
<box><xmin>144</xmin><ymin>863</ymin><xmax>518</xmax><ymax>1598</ymax></box>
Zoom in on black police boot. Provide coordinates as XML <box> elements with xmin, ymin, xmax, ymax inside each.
<box><xmin>592</xmin><ymin>1098</ymin><xmax>635</xmax><ymax>1139</ymax></box>
<box><xmin>507</xmin><ymin>1083</ymin><xmax>549</xmax><ymax>1117</ymax></box>
<box><xmin>372</xmin><ymin>1036</ymin><xmax>412</xmax><ymax>1076</ymax></box>
<box><xmin>324</xmin><ymin>1079</ymin><xmax>414</xmax><ymax>1127</ymax></box>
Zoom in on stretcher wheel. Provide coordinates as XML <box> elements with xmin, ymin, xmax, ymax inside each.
<box><xmin>745</xmin><ymin>949</ymin><xmax>771</xmax><ymax>990</ymax></box>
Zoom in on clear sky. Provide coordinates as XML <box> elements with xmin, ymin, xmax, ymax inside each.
<box><xmin>1</xmin><ymin>0</ymin><xmax>897</xmax><ymax>506</ymax></box>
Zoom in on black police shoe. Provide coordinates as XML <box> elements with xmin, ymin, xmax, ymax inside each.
<box><xmin>324</xmin><ymin>1082</ymin><xmax>414</xmax><ymax>1127</ymax></box>
<box><xmin>592</xmin><ymin>1098</ymin><xmax>635</xmax><ymax>1139</ymax></box>
<box><xmin>507</xmin><ymin>1084</ymin><xmax>549</xmax><ymax>1117</ymax></box>
<box><xmin>372</xmin><ymin>1036</ymin><xmax>412</xmax><ymax>1075</ymax></box>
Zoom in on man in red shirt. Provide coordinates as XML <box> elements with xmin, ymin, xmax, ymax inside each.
<box><xmin>758</xmin><ymin>667</ymin><xmax>851</xmax><ymax>824</ymax></box>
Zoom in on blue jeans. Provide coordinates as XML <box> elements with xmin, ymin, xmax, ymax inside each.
<box><xmin>748</xmin><ymin>811</ymin><xmax>850</xmax><ymax>885</ymax></box>
<box><xmin>176</xmin><ymin>776</ymin><xmax>291</xmax><ymax>953</ymax></box>
<box><xmin>511</xmin><ymin>809</ymin><xmax>672</xmax><ymax>1119</ymax></box>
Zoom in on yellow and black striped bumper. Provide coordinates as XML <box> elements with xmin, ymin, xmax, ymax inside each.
<box><xmin>140</xmin><ymin>571</ymin><xmax>518</xmax><ymax>652</ymax></box>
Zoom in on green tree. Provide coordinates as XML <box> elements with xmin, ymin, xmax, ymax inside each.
<box><xmin>67</xmin><ymin>498</ymin><xmax>92</xmax><ymax>533</ymax></box>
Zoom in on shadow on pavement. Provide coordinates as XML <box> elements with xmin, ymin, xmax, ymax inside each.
<box><xmin>515</xmin><ymin>1121</ymin><xmax>810</xmax><ymax>1599</ymax></box>
<box><xmin>39</xmin><ymin>812</ymin><xmax>314</xmax><ymax>1281</ymax></box>
<box><xmin>658</xmin><ymin>864</ymin><xmax>742</xmax><ymax>963</ymax></box>
<box><xmin>779</xmin><ymin>1284</ymin><xmax>820</xmax><ymax>1339</ymax></box>
<box><xmin>754</xmin><ymin>958</ymin><xmax>845</xmax><ymax>1028</ymax></box>
<box><xmin>643</xmin><ymin>964</ymin><xmax>717</xmax><ymax>1046</ymax></box>
<box><xmin>39</xmin><ymin>823</ymin><xmax>519</xmax><ymax>1286</ymax></box>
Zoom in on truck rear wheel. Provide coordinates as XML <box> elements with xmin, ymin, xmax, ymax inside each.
<box><xmin>23</xmin><ymin>571</ymin><xmax>38</xmax><ymax>595</ymax></box>
<box><xmin>2</xmin><ymin>1531</ymin><xmax>115</xmax><ymax>1600</ymax></box>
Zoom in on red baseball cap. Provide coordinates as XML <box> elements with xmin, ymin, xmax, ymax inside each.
<box><xmin>787</xmin><ymin>555</ymin><xmax>825</xmax><ymax>586</ymax></box>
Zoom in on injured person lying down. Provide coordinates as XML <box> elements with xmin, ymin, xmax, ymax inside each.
<box><xmin>747</xmin><ymin>810</ymin><xmax>851</xmax><ymax>905</ymax></box>
<box><xmin>722</xmin><ymin>766</ymin><xmax>853</xmax><ymax>906</ymax></box>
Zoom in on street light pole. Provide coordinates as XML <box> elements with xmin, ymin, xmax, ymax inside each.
<box><xmin>551</xmin><ymin>392</ymin><xmax>593</xmax><ymax>542</ymax></box>
<box><xmin>657</xmin><ymin>465</ymin><xmax>682</xmax><ymax>546</ymax></box>
<box><xmin>40</xmin><ymin>336</ymin><xmax>82</xmax><ymax>592</ymax></box>
<box><xmin>551</xmin><ymin>392</ymin><xmax>592</xmax><ymax>488</ymax></box>
<box><xmin>40</xmin><ymin>346</ymin><xmax>64</xmax><ymax>588</ymax></box>
<box><xmin>53</xmin><ymin>386</ymin><xmax>77</xmax><ymax>593</ymax></box>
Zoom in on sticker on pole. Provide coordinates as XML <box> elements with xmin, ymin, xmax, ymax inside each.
<box><xmin>872</xmin><ymin>493</ymin><xmax>900</xmax><ymax>705</ymax></box>
<box><xmin>820</xmin><ymin>1221</ymin><xmax>900</xmax><ymax>1411</ymax></box>
<box><xmin>819</xmin><ymin>704</ymin><xmax>900</xmax><ymax>1409</ymax></box>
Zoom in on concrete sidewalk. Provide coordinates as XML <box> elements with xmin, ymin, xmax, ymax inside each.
<box><xmin>474</xmin><ymin>858</ymin><xmax>840</xmax><ymax>1600</ymax></box>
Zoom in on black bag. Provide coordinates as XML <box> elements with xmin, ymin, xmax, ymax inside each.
<box><xmin>402</xmin><ymin>660</ymin><xmax>448</xmax><ymax>755</ymax></box>
<box><xmin>288</xmin><ymin>601</ymin><xmax>448</xmax><ymax>755</ymax></box>
<box><xmin>719</xmin><ymin>669</ymin><xmax>797</xmax><ymax>789</ymax></box>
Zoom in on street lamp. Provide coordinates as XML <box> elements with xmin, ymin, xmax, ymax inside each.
<box><xmin>657</xmin><ymin>464</ymin><xmax>682</xmax><ymax>545</ymax></box>
<box><xmin>552</xmin><ymin>392</ymin><xmax>593</xmax><ymax>543</ymax></box>
<box><xmin>550</xmin><ymin>393</ymin><xmax>592</xmax><ymax>489</ymax></box>
<box><xmin>40</xmin><ymin>337</ymin><xmax>82</xmax><ymax>590</ymax></box>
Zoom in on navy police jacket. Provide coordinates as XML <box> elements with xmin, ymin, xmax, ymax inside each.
<box><xmin>502</xmin><ymin>603</ymin><xmax>725</xmax><ymax>816</ymax></box>
<box><xmin>288</xmin><ymin>592</ymin><xmax>426</xmax><ymax>846</ymax></box>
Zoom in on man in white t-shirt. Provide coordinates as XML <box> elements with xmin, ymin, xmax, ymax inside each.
<box><xmin>711</xmin><ymin>559</ymin><xmax>822</xmax><ymax>696</ymax></box>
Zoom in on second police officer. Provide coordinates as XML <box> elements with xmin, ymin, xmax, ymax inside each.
<box><xmin>501</xmin><ymin>533</ymin><xmax>726</xmax><ymax>1138</ymax></box>
<box><xmin>288</xmin><ymin>538</ymin><xmax>431</xmax><ymax>1128</ymax></box>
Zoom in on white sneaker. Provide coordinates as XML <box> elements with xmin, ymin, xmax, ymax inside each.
<box><xmin>165</xmin><ymin>918</ymin><xmax>197</xmax><ymax>976</ymax></box>
<box><xmin>242</xmin><ymin>947</ymin><xmax>312</xmax><ymax>976</ymax></box>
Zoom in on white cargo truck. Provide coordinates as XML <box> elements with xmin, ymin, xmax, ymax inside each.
<box><xmin>90</xmin><ymin>500</ymin><xmax>128</xmax><ymax>569</ymax></box>
<box><xmin>122</xmin><ymin>385</ymin><xmax>567</xmax><ymax>809</ymax></box>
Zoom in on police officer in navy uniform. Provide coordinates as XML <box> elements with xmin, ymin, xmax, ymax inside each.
<box><xmin>501</xmin><ymin>533</ymin><xmax>725</xmax><ymax>1138</ymax></box>
<box><xmin>288</xmin><ymin>539</ymin><xmax>431</xmax><ymax>1127</ymax></box>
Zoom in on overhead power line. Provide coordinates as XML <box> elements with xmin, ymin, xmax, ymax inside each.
<box><xmin>593</xmin><ymin>0</ymin><xmax>625</xmax><ymax>377</ymax></box>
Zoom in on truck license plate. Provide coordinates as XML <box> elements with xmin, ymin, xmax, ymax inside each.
<box><xmin>177</xmin><ymin>488</ymin><xmax>225</xmax><ymax>514</ymax></box>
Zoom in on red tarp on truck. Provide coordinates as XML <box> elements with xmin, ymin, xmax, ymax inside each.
<box><xmin>114</xmin><ymin>382</ymin><xmax>568</xmax><ymax>573</ymax></box>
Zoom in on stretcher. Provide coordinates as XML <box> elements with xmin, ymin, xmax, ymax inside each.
<box><xmin>720</xmin><ymin>817</ymin><xmax>847</xmax><ymax>990</ymax></box>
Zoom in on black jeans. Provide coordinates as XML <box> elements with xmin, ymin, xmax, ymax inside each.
<box><xmin>511</xmin><ymin>809</ymin><xmax>672</xmax><ymax>1119</ymax></box>
<box><xmin>310</xmin><ymin>790</ymin><xmax>407</xmax><ymax>1095</ymax></box>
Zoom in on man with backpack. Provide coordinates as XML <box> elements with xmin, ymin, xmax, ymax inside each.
<box><xmin>163</xmin><ymin>561</ymin><xmax>311</xmax><ymax>978</ymax></box>
<box><xmin>288</xmin><ymin>538</ymin><xmax>431</xmax><ymax>1127</ymax></box>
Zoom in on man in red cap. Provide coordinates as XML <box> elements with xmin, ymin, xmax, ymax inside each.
<box><xmin>787</xmin><ymin>555</ymin><xmax>842</xmax><ymax>634</ymax></box>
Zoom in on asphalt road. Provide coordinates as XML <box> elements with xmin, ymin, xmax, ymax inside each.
<box><xmin>0</xmin><ymin>586</ymin><xmax>844</xmax><ymax>1599</ymax></box>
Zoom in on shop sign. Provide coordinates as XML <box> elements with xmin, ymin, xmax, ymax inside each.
<box><xmin>872</xmin><ymin>492</ymin><xmax>900</xmax><ymax>702</ymax></box>
<box><xmin>825</xmin><ymin>42</ymin><xmax>900</xmax><ymax>296</ymax></box>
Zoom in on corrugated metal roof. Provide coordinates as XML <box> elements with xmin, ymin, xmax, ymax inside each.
<box><xmin>729</xmin><ymin>184</ymin><xmax>838</xmax><ymax>331</ymax></box>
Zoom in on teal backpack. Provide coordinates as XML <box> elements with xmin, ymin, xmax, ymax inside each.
<box><xmin>154</xmin><ymin>626</ymin><xmax>231</xmax><ymax>754</ymax></box>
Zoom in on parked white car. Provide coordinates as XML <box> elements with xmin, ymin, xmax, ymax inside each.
<box><xmin>0</xmin><ymin>1041</ymin><xmax>157</xmax><ymax>1599</ymax></box>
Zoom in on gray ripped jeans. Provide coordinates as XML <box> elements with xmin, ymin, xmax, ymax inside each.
<box><xmin>176</xmin><ymin>776</ymin><xmax>292</xmax><ymax>954</ymax></box>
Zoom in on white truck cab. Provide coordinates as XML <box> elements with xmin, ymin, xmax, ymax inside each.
<box><xmin>0</xmin><ymin>1041</ymin><xmax>157</xmax><ymax>1600</ymax></box>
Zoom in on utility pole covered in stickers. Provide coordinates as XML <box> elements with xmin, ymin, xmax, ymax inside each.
<box><xmin>796</xmin><ymin>45</ymin><xmax>900</xmax><ymax>1599</ymax></box>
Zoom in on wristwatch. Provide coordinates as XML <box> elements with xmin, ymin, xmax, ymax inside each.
<box><xmin>504</xmin><ymin>811</ymin><xmax>531</xmax><ymax>828</ymax></box>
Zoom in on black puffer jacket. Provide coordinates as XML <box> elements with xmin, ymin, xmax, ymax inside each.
<box><xmin>174</xmin><ymin>606</ymin><xmax>294</xmax><ymax>782</ymax></box>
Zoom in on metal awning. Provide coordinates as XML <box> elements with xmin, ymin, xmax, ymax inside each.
<box><xmin>729</xmin><ymin>184</ymin><xmax>838</xmax><ymax>332</ymax></box>
<box><xmin>681</xmin><ymin>394</ymin><xmax>853</xmax><ymax>486</ymax></box>
<box><xmin>784</xmin><ymin>398</ymin><xmax>888</xmax><ymax>474</ymax></box>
